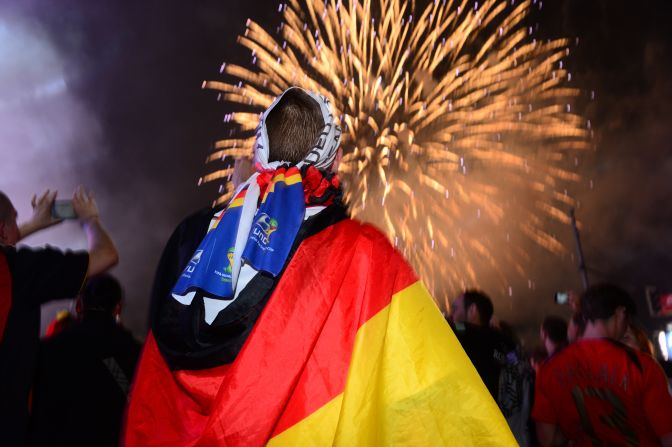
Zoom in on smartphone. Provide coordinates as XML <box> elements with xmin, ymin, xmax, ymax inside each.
<box><xmin>554</xmin><ymin>291</ymin><xmax>569</xmax><ymax>305</ymax></box>
<box><xmin>51</xmin><ymin>200</ymin><xmax>77</xmax><ymax>219</ymax></box>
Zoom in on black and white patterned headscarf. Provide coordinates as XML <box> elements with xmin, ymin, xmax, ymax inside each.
<box><xmin>216</xmin><ymin>87</ymin><xmax>342</xmax><ymax>296</ymax></box>
<box><xmin>253</xmin><ymin>86</ymin><xmax>341</xmax><ymax>170</ymax></box>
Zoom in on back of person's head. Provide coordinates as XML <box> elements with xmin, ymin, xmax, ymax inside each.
<box><xmin>266</xmin><ymin>88</ymin><xmax>324</xmax><ymax>164</ymax></box>
<box><xmin>581</xmin><ymin>283</ymin><xmax>636</xmax><ymax>323</ymax></box>
<box><xmin>0</xmin><ymin>191</ymin><xmax>13</xmax><ymax>224</ymax></box>
<box><xmin>463</xmin><ymin>289</ymin><xmax>494</xmax><ymax>326</ymax></box>
<box><xmin>79</xmin><ymin>274</ymin><xmax>123</xmax><ymax>316</ymax></box>
<box><xmin>541</xmin><ymin>316</ymin><xmax>568</xmax><ymax>346</ymax></box>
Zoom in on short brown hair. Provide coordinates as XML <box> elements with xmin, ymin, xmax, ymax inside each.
<box><xmin>463</xmin><ymin>290</ymin><xmax>494</xmax><ymax>325</ymax></box>
<box><xmin>581</xmin><ymin>283</ymin><xmax>636</xmax><ymax>322</ymax></box>
<box><xmin>81</xmin><ymin>274</ymin><xmax>123</xmax><ymax>314</ymax></box>
<box><xmin>542</xmin><ymin>316</ymin><xmax>568</xmax><ymax>346</ymax></box>
<box><xmin>266</xmin><ymin>89</ymin><xmax>324</xmax><ymax>164</ymax></box>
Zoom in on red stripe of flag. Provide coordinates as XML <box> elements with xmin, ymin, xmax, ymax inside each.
<box><xmin>125</xmin><ymin>219</ymin><xmax>416</xmax><ymax>446</ymax></box>
<box><xmin>270</xmin><ymin>223</ymin><xmax>416</xmax><ymax>436</ymax></box>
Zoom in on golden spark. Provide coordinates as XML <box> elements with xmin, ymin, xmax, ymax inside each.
<box><xmin>202</xmin><ymin>0</ymin><xmax>590</xmax><ymax>308</ymax></box>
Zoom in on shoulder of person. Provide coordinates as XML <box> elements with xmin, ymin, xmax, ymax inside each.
<box><xmin>179</xmin><ymin>206</ymin><xmax>223</xmax><ymax>233</ymax></box>
<box><xmin>472</xmin><ymin>324</ymin><xmax>507</xmax><ymax>344</ymax></box>
<box><xmin>623</xmin><ymin>343</ymin><xmax>664</xmax><ymax>377</ymax></box>
<box><xmin>161</xmin><ymin>206</ymin><xmax>223</xmax><ymax>255</ymax></box>
<box><xmin>116</xmin><ymin>326</ymin><xmax>142</xmax><ymax>348</ymax></box>
<box><xmin>10</xmin><ymin>244</ymin><xmax>86</xmax><ymax>262</ymax></box>
<box><xmin>39</xmin><ymin>328</ymin><xmax>80</xmax><ymax>356</ymax></box>
<box><xmin>454</xmin><ymin>323</ymin><xmax>488</xmax><ymax>344</ymax></box>
<box><xmin>355</xmin><ymin>221</ymin><xmax>403</xmax><ymax>250</ymax></box>
<box><xmin>311</xmin><ymin>216</ymin><xmax>379</xmax><ymax>247</ymax></box>
<box><xmin>540</xmin><ymin>341</ymin><xmax>578</xmax><ymax>371</ymax></box>
<box><xmin>490</xmin><ymin>325</ymin><xmax>515</xmax><ymax>343</ymax></box>
<box><xmin>0</xmin><ymin>244</ymin><xmax>16</xmax><ymax>258</ymax></box>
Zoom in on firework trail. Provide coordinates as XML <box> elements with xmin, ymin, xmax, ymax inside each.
<box><xmin>202</xmin><ymin>0</ymin><xmax>590</xmax><ymax>308</ymax></box>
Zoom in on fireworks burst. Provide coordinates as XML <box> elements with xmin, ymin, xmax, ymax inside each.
<box><xmin>202</xmin><ymin>0</ymin><xmax>590</xmax><ymax>308</ymax></box>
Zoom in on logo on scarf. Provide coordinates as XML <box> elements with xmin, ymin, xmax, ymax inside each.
<box><xmin>214</xmin><ymin>247</ymin><xmax>236</xmax><ymax>283</ymax></box>
<box><xmin>251</xmin><ymin>213</ymin><xmax>278</xmax><ymax>249</ymax></box>
<box><xmin>224</xmin><ymin>247</ymin><xmax>235</xmax><ymax>274</ymax></box>
<box><xmin>183</xmin><ymin>249</ymin><xmax>203</xmax><ymax>278</ymax></box>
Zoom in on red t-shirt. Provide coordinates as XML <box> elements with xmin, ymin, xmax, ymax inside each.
<box><xmin>533</xmin><ymin>338</ymin><xmax>672</xmax><ymax>446</ymax></box>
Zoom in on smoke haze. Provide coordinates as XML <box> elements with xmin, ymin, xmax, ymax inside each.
<box><xmin>0</xmin><ymin>0</ymin><xmax>670</xmax><ymax>346</ymax></box>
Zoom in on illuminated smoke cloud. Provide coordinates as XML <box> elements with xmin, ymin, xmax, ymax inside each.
<box><xmin>0</xmin><ymin>7</ymin><xmax>107</xmax><ymax>331</ymax></box>
<box><xmin>202</xmin><ymin>0</ymin><xmax>590</xmax><ymax>309</ymax></box>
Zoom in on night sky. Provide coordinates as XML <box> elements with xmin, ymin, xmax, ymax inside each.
<box><xmin>1</xmin><ymin>0</ymin><xmax>671</xmax><ymax>344</ymax></box>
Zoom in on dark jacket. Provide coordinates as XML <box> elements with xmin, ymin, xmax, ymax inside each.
<box><xmin>29</xmin><ymin>315</ymin><xmax>141</xmax><ymax>447</ymax></box>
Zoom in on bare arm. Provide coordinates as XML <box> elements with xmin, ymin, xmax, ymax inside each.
<box><xmin>18</xmin><ymin>190</ymin><xmax>63</xmax><ymax>241</ymax></box>
<box><xmin>72</xmin><ymin>186</ymin><xmax>119</xmax><ymax>276</ymax></box>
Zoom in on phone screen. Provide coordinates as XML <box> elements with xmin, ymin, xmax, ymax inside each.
<box><xmin>51</xmin><ymin>200</ymin><xmax>77</xmax><ymax>219</ymax></box>
<box><xmin>555</xmin><ymin>292</ymin><xmax>569</xmax><ymax>305</ymax></box>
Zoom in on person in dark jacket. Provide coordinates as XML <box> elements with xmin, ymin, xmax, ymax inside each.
<box><xmin>0</xmin><ymin>188</ymin><xmax>118</xmax><ymax>446</ymax></box>
<box><xmin>449</xmin><ymin>289</ymin><xmax>515</xmax><ymax>398</ymax></box>
<box><xmin>29</xmin><ymin>274</ymin><xmax>140</xmax><ymax>447</ymax></box>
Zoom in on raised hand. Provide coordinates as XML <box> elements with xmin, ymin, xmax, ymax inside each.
<box><xmin>17</xmin><ymin>189</ymin><xmax>64</xmax><ymax>240</ymax></box>
<box><xmin>71</xmin><ymin>186</ymin><xmax>118</xmax><ymax>276</ymax></box>
<box><xmin>29</xmin><ymin>190</ymin><xmax>62</xmax><ymax>230</ymax></box>
<box><xmin>72</xmin><ymin>186</ymin><xmax>100</xmax><ymax>223</ymax></box>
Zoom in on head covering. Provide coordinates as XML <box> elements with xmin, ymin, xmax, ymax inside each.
<box><xmin>253</xmin><ymin>86</ymin><xmax>341</xmax><ymax>170</ymax></box>
<box><xmin>171</xmin><ymin>87</ymin><xmax>342</xmax><ymax>315</ymax></box>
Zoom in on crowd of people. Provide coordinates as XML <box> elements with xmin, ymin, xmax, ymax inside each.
<box><xmin>1</xmin><ymin>86</ymin><xmax>672</xmax><ymax>446</ymax></box>
<box><xmin>448</xmin><ymin>286</ymin><xmax>672</xmax><ymax>446</ymax></box>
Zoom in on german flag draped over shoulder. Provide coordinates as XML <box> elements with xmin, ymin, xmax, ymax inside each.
<box><xmin>125</xmin><ymin>217</ymin><xmax>515</xmax><ymax>446</ymax></box>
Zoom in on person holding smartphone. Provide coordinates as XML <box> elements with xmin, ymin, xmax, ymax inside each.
<box><xmin>0</xmin><ymin>186</ymin><xmax>118</xmax><ymax>446</ymax></box>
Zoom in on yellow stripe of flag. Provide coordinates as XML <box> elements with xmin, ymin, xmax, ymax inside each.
<box><xmin>229</xmin><ymin>197</ymin><xmax>245</xmax><ymax>208</ymax></box>
<box><xmin>283</xmin><ymin>173</ymin><xmax>301</xmax><ymax>185</ymax></box>
<box><xmin>209</xmin><ymin>210</ymin><xmax>225</xmax><ymax>231</ymax></box>
<box><xmin>268</xmin><ymin>281</ymin><xmax>516</xmax><ymax>446</ymax></box>
<box><xmin>262</xmin><ymin>173</ymin><xmax>303</xmax><ymax>203</ymax></box>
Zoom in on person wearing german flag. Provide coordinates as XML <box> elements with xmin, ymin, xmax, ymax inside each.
<box><xmin>125</xmin><ymin>87</ymin><xmax>516</xmax><ymax>446</ymax></box>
